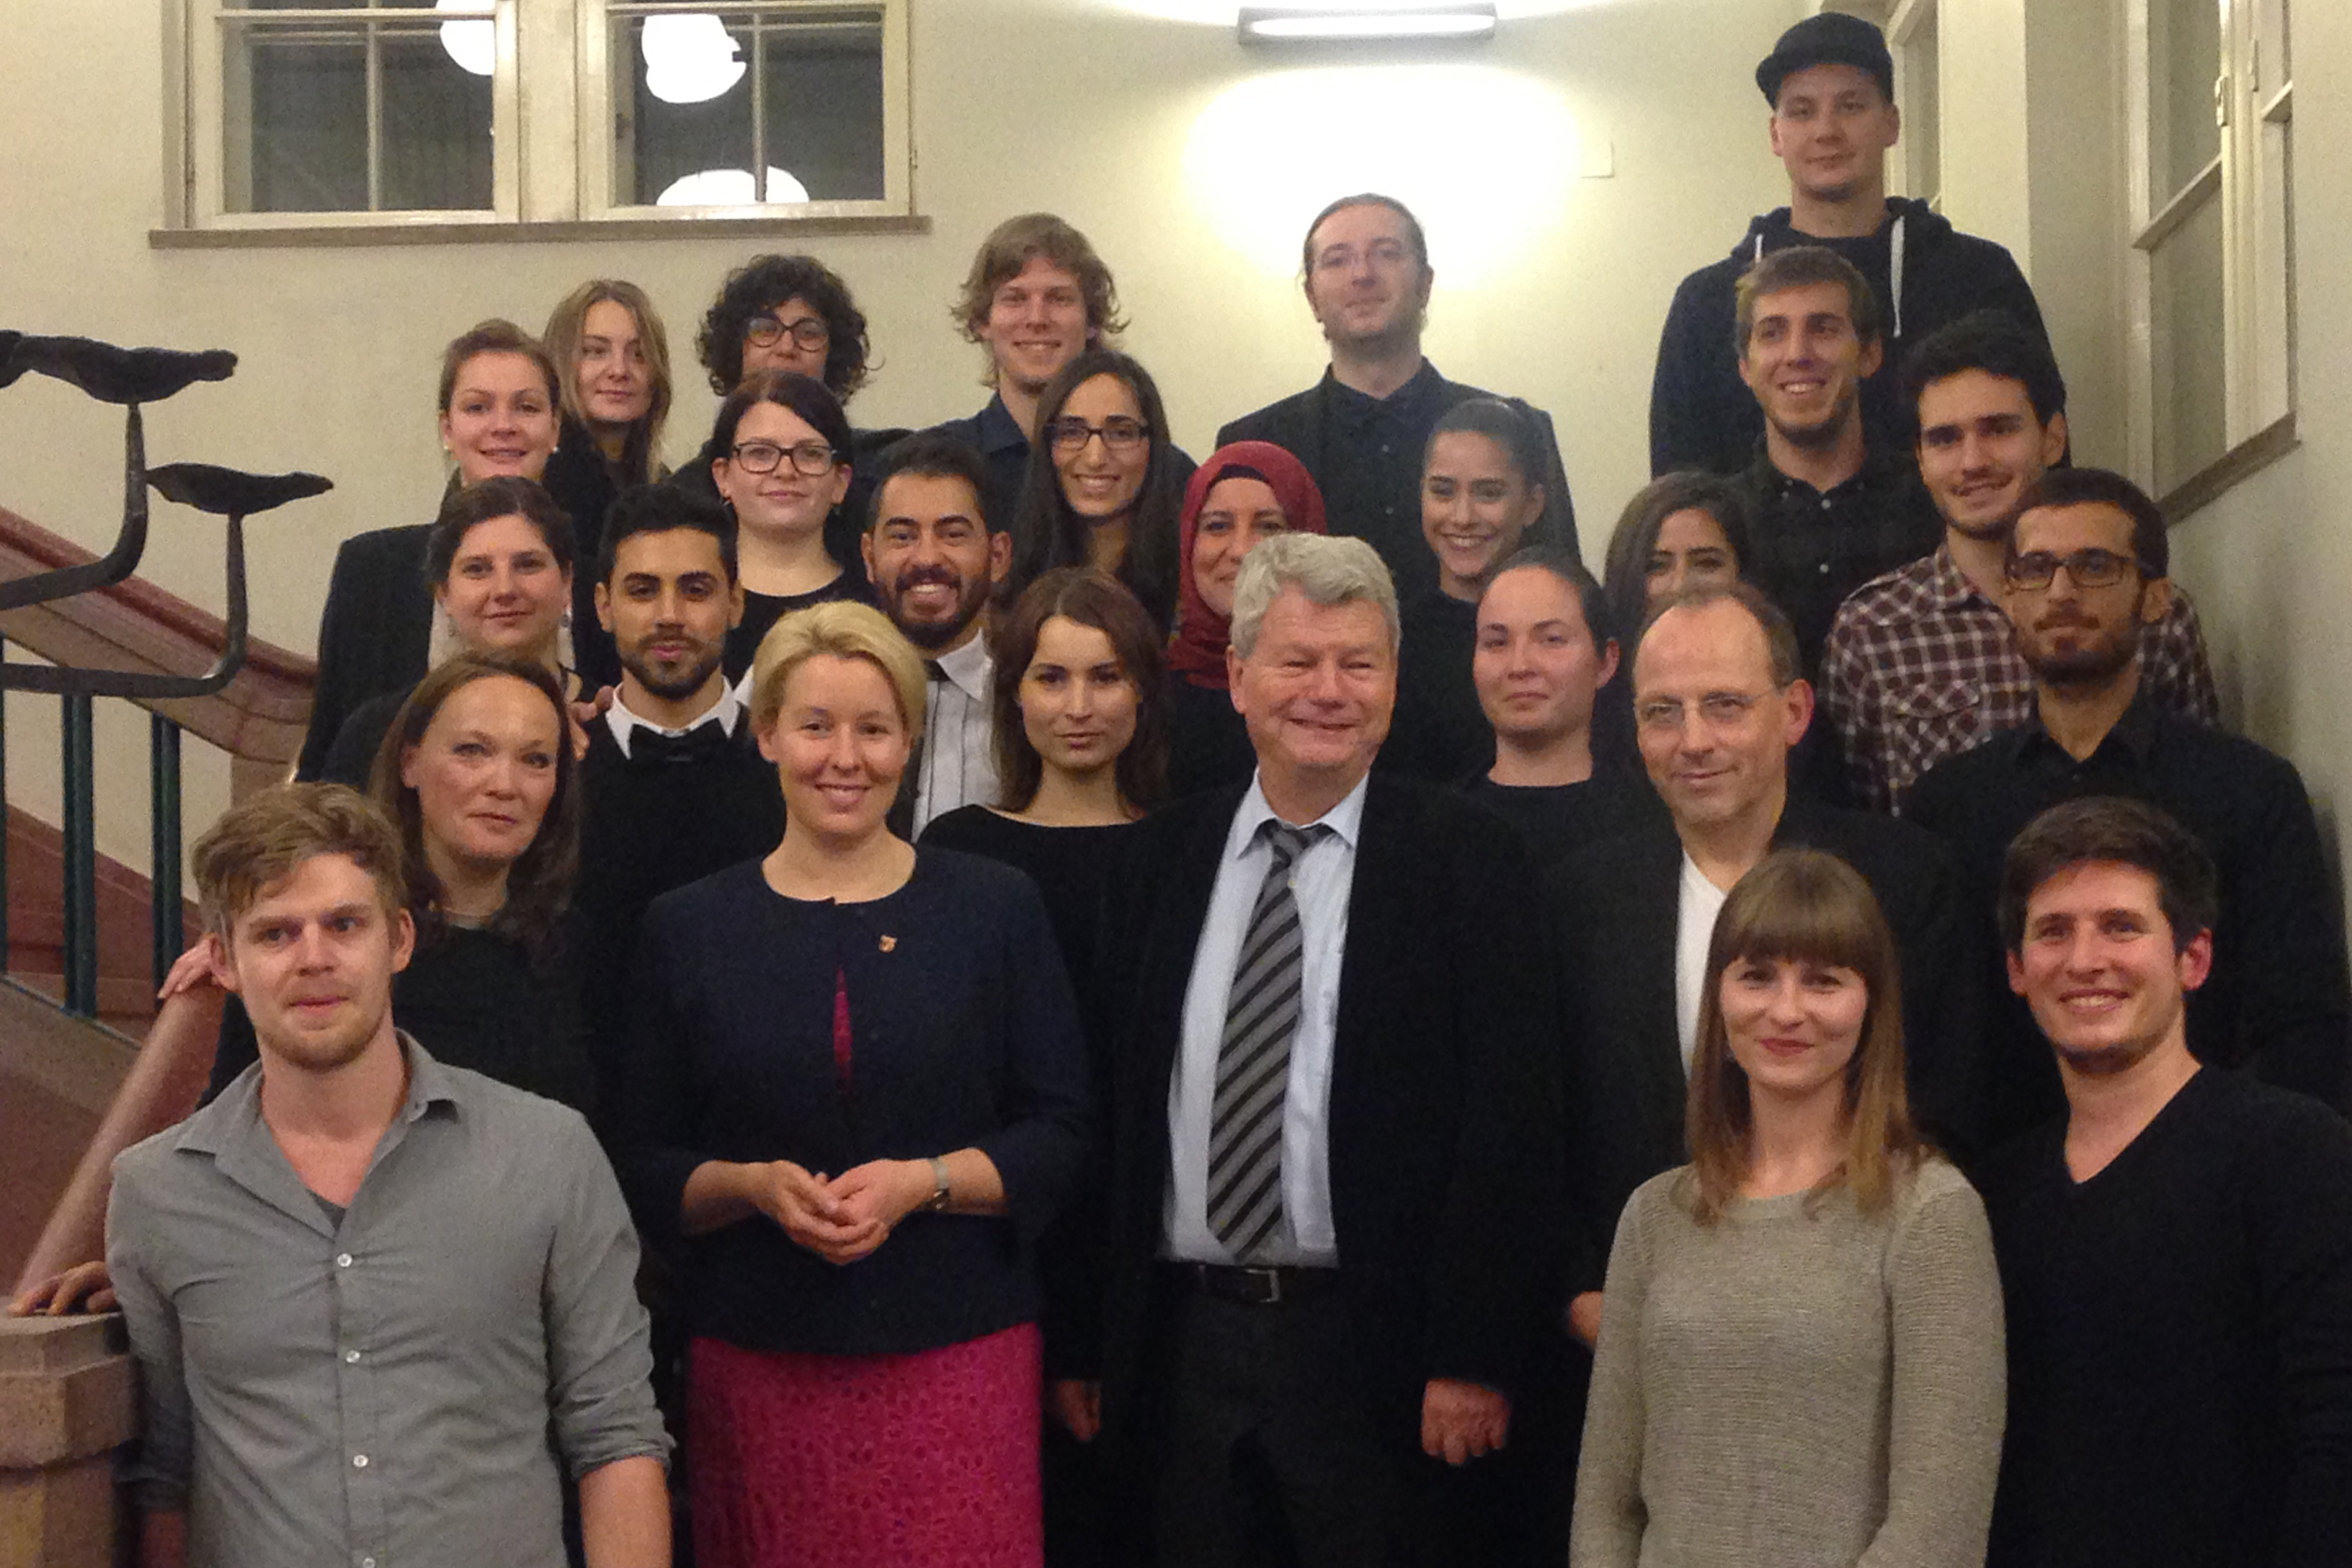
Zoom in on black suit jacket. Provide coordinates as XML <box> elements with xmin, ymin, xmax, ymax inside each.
<box><xmin>1095</xmin><ymin>774</ymin><xmax>1567</xmax><ymax>1448</ymax></box>
<box><xmin>298</xmin><ymin>523</ymin><xmax>435</xmax><ymax>779</ymax></box>
<box><xmin>1546</xmin><ymin>793</ymin><xmax>1992</xmax><ymax>1293</ymax></box>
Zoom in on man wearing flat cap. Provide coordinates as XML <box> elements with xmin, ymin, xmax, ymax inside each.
<box><xmin>1649</xmin><ymin>12</ymin><xmax>2055</xmax><ymax>476</ymax></box>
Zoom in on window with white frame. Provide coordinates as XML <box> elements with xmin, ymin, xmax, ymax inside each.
<box><xmin>174</xmin><ymin>0</ymin><xmax>909</xmax><ymax>231</ymax></box>
<box><xmin>1889</xmin><ymin>0</ymin><xmax>1940</xmax><ymax>211</ymax></box>
<box><xmin>2130</xmin><ymin>0</ymin><xmax>2294</xmax><ymax>499</ymax></box>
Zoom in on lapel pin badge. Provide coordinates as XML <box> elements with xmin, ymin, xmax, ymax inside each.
<box><xmin>879</xmin><ymin>935</ymin><xmax>898</xmax><ymax>953</ymax></box>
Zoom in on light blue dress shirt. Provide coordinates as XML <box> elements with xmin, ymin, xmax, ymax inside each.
<box><xmin>1163</xmin><ymin>772</ymin><xmax>1368</xmax><ymax>1266</ymax></box>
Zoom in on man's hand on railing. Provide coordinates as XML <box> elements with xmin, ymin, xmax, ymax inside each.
<box><xmin>7</xmin><ymin>1259</ymin><xmax>115</xmax><ymax>1316</ymax></box>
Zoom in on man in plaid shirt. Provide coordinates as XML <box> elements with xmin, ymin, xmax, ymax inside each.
<box><xmin>1819</xmin><ymin>313</ymin><xmax>2215</xmax><ymax>815</ymax></box>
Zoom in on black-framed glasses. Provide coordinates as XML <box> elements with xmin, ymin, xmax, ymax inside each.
<box><xmin>2004</xmin><ymin>547</ymin><xmax>2137</xmax><ymax>592</ymax></box>
<box><xmin>1635</xmin><ymin>690</ymin><xmax>1774</xmax><ymax>733</ymax></box>
<box><xmin>744</xmin><ymin>314</ymin><xmax>829</xmax><ymax>351</ymax></box>
<box><xmin>730</xmin><ymin>440</ymin><xmax>838</xmax><ymax>477</ymax></box>
<box><xmin>1048</xmin><ymin>415</ymin><xmax>1149</xmax><ymax>455</ymax></box>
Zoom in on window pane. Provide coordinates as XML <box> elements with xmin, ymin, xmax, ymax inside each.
<box><xmin>762</xmin><ymin>18</ymin><xmax>884</xmax><ymax>201</ymax></box>
<box><xmin>615</xmin><ymin>8</ymin><xmax>886</xmax><ymax>207</ymax></box>
<box><xmin>2150</xmin><ymin>191</ymin><xmax>2227</xmax><ymax>492</ymax></box>
<box><xmin>620</xmin><ymin>14</ymin><xmax>755</xmax><ymax>205</ymax></box>
<box><xmin>2148</xmin><ymin>0</ymin><xmax>2221</xmax><ymax>201</ymax></box>
<box><xmin>231</xmin><ymin>27</ymin><xmax>368</xmax><ymax>213</ymax></box>
<box><xmin>380</xmin><ymin>27</ymin><xmax>494</xmax><ymax>210</ymax></box>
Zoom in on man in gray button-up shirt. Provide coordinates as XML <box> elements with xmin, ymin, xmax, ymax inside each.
<box><xmin>105</xmin><ymin>783</ymin><xmax>669</xmax><ymax>1568</ymax></box>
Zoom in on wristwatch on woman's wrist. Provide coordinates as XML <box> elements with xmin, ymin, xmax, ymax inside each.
<box><xmin>918</xmin><ymin>1156</ymin><xmax>952</xmax><ymax>1213</ymax></box>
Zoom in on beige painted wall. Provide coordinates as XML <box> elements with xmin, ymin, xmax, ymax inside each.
<box><xmin>4</xmin><ymin>0</ymin><xmax>1818</xmax><ymax>871</ymax></box>
<box><xmin>2165</xmin><ymin>1</ymin><xmax>2352</xmax><ymax>870</ymax></box>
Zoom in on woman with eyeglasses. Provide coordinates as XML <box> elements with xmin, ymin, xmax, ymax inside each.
<box><xmin>708</xmin><ymin>369</ymin><xmax>875</xmax><ymax>683</ymax></box>
<box><xmin>1571</xmin><ymin>849</ymin><xmax>2004</xmax><ymax>1568</ymax></box>
<box><xmin>683</xmin><ymin>254</ymin><xmax>909</xmax><ymax>525</ymax></box>
<box><xmin>1006</xmin><ymin>349</ymin><xmax>1195</xmax><ymax>638</ymax></box>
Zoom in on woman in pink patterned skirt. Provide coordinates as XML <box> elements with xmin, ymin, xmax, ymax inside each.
<box><xmin>612</xmin><ymin>597</ymin><xmax>1094</xmax><ymax>1568</ymax></box>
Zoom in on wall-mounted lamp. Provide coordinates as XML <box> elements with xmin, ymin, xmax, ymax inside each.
<box><xmin>1237</xmin><ymin>4</ymin><xmax>1498</xmax><ymax>45</ymax></box>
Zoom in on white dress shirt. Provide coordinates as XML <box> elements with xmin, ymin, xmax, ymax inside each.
<box><xmin>603</xmin><ymin>680</ymin><xmax>744</xmax><ymax>759</ymax></box>
<box><xmin>1674</xmin><ymin>851</ymin><xmax>1732</xmax><ymax>1072</ymax></box>
<box><xmin>911</xmin><ymin>632</ymin><xmax>999</xmax><ymax>834</ymax></box>
<box><xmin>1164</xmin><ymin>772</ymin><xmax>1369</xmax><ymax>1267</ymax></box>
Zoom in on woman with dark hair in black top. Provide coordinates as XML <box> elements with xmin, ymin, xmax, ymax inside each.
<box><xmin>317</xmin><ymin>476</ymin><xmax>578</xmax><ymax>788</ymax></box>
<box><xmin>1004</xmin><ymin>349</ymin><xmax>1195</xmax><ymax>638</ymax></box>
<box><xmin>199</xmin><ymin>653</ymin><xmax>590</xmax><ymax>1109</ymax></box>
<box><xmin>704</xmin><ymin>370</ymin><xmax>874</xmax><ymax>682</ymax></box>
<box><xmin>919</xmin><ymin>566</ymin><xmax>1167</xmax><ymax>1567</ymax></box>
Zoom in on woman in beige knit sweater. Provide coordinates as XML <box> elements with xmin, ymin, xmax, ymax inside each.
<box><xmin>1571</xmin><ymin>849</ymin><xmax>2006</xmax><ymax>1567</ymax></box>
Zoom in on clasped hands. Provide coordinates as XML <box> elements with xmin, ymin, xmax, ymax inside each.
<box><xmin>754</xmin><ymin>1157</ymin><xmax>935</xmax><ymax>1265</ymax></box>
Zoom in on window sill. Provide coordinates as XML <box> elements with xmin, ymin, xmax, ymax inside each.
<box><xmin>2159</xmin><ymin>411</ymin><xmax>2299</xmax><ymax>521</ymax></box>
<box><xmin>149</xmin><ymin>213</ymin><xmax>931</xmax><ymax>250</ymax></box>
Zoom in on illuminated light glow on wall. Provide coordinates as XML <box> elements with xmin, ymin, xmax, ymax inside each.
<box><xmin>1181</xmin><ymin>64</ymin><xmax>1579</xmax><ymax>288</ymax></box>
<box><xmin>1115</xmin><ymin>1</ymin><xmax>1609</xmax><ymax>24</ymax></box>
<box><xmin>1240</xmin><ymin>5</ymin><xmax>1496</xmax><ymax>42</ymax></box>
<box><xmin>656</xmin><ymin>167</ymin><xmax>813</xmax><ymax>207</ymax></box>
<box><xmin>436</xmin><ymin>0</ymin><xmax>494</xmax><ymax>76</ymax></box>
<box><xmin>642</xmin><ymin>14</ymin><xmax>748</xmax><ymax>104</ymax></box>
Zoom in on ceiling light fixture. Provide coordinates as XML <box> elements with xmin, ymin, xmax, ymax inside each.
<box><xmin>1238</xmin><ymin>4</ymin><xmax>1497</xmax><ymax>44</ymax></box>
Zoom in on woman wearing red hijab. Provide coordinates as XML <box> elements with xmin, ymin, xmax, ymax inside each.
<box><xmin>1164</xmin><ymin>442</ymin><xmax>1329</xmax><ymax>797</ymax></box>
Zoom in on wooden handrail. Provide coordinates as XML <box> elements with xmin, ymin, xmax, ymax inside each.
<box><xmin>0</xmin><ymin>502</ymin><xmax>313</xmax><ymax>770</ymax></box>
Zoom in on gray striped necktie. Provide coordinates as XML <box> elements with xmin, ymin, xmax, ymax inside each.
<box><xmin>1207</xmin><ymin>819</ymin><xmax>1326</xmax><ymax>1260</ymax></box>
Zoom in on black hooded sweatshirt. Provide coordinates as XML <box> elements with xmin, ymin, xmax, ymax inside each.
<box><xmin>1647</xmin><ymin>197</ymin><xmax>2051</xmax><ymax>476</ymax></box>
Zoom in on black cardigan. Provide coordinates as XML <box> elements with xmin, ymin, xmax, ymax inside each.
<box><xmin>612</xmin><ymin>852</ymin><xmax>1094</xmax><ymax>1357</ymax></box>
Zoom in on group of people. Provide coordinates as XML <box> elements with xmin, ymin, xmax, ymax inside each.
<box><xmin>12</xmin><ymin>12</ymin><xmax>2352</xmax><ymax>1568</ymax></box>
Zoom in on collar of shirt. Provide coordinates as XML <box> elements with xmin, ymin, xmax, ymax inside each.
<box><xmin>974</xmin><ymin>392</ymin><xmax>1028</xmax><ymax>457</ymax></box>
<box><xmin>1225</xmin><ymin>769</ymin><xmax>1371</xmax><ymax>862</ymax></box>
<box><xmin>605</xmin><ymin>682</ymin><xmax>744</xmax><ymax>759</ymax></box>
<box><xmin>932</xmin><ymin>628</ymin><xmax>994</xmax><ymax>703</ymax></box>
<box><xmin>1747</xmin><ymin>435</ymin><xmax>1912</xmax><ymax>504</ymax></box>
<box><xmin>2011</xmin><ymin>687</ymin><xmax>2162</xmax><ymax>770</ymax></box>
<box><xmin>171</xmin><ymin>1033</ymin><xmax>463</xmax><ymax>1227</ymax></box>
<box><xmin>1320</xmin><ymin>358</ymin><xmax>1443</xmax><ymax>430</ymax></box>
<box><xmin>1925</xmin><ymin>538</ymin><xmax>2000</xmax><ymax>613</ymax></box>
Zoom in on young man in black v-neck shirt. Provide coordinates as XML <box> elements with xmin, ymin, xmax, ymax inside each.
<box><xmin>1977</xmin><ymin>796</ymin><xmax>2352</xmax><ymax>1568</ymax></box>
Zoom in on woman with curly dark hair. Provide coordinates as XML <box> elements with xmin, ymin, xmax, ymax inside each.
<box><xmin>681</xmin><ymin>254</ymin><xmax>907</xmax><ymax>527</ymax></box>
<box><xmin>696</xmin><ymin>252</ymin><xmax>874</xmax><ymax>403</ymax></box>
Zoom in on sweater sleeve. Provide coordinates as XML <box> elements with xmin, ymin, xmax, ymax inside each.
<box><xmin>1569</xmin><ymin>1187</ymin><xmax>1654</xmax><ymax>1567</ymax></box>
<box><xmin>1857</xmin><ymin>1169</ymin><xmax>2007</xmax><ymax>1568</ymax></box>
<box><xmin>607</xmin><ymin>904</ymin><xmax>718</xmax><ymax>1245</ymax></box>
<box><xmin>2146</xmin><ymin>590</ymin><xmax>2220</xmax><ymax>725</ymax></box>
<box><xmin>1649</xmin><ymin>265</ymin><xmax>1747</xmax><ymax>477</ymax></box>
<box><xmin>2227</xmin><ymin>757</ymin><xmax>2352</xmax><ymax>1109</ymax></box>
<box><xmin>2247</xmin><ymin>1094</ymin><xmax>2352</xmax><ymax>1564</ymax></box>
<box><xmin>1818</xmin><ymin>605</ymin><xmax>1891</xmax><ymax>815</ymax></box>
<box><xmin>970</xmin><ymin>871</ymin><xmax>1095</xmax><ymax>1244</ymax></box>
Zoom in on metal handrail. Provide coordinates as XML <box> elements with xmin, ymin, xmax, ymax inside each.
<box><xmin>0</xmin><ymin>333</ymin><xmax>331</xmax><ymax>1016</ymax></box>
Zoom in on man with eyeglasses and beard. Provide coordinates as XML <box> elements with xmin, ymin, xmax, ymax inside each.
<box><xmin>1911</xmin><ymin>468</ymin><xmax>2350</xmax><ymax>1118</ymax></box>
<box><xmin>858</xmin><ymin>434</ymin><xmax>1014</xmax><ymax>835</ymax></box>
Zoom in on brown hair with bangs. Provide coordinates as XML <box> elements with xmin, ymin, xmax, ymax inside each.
<box><xmin>987</xmin><ymin>567</ymin><xmax>1169</xmax><ymax>814</ymax></box>
<box><xmin>1683</xmin><ymin>848</ymin><xmax>1926</xmax><ymax>1224</ymax></box>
